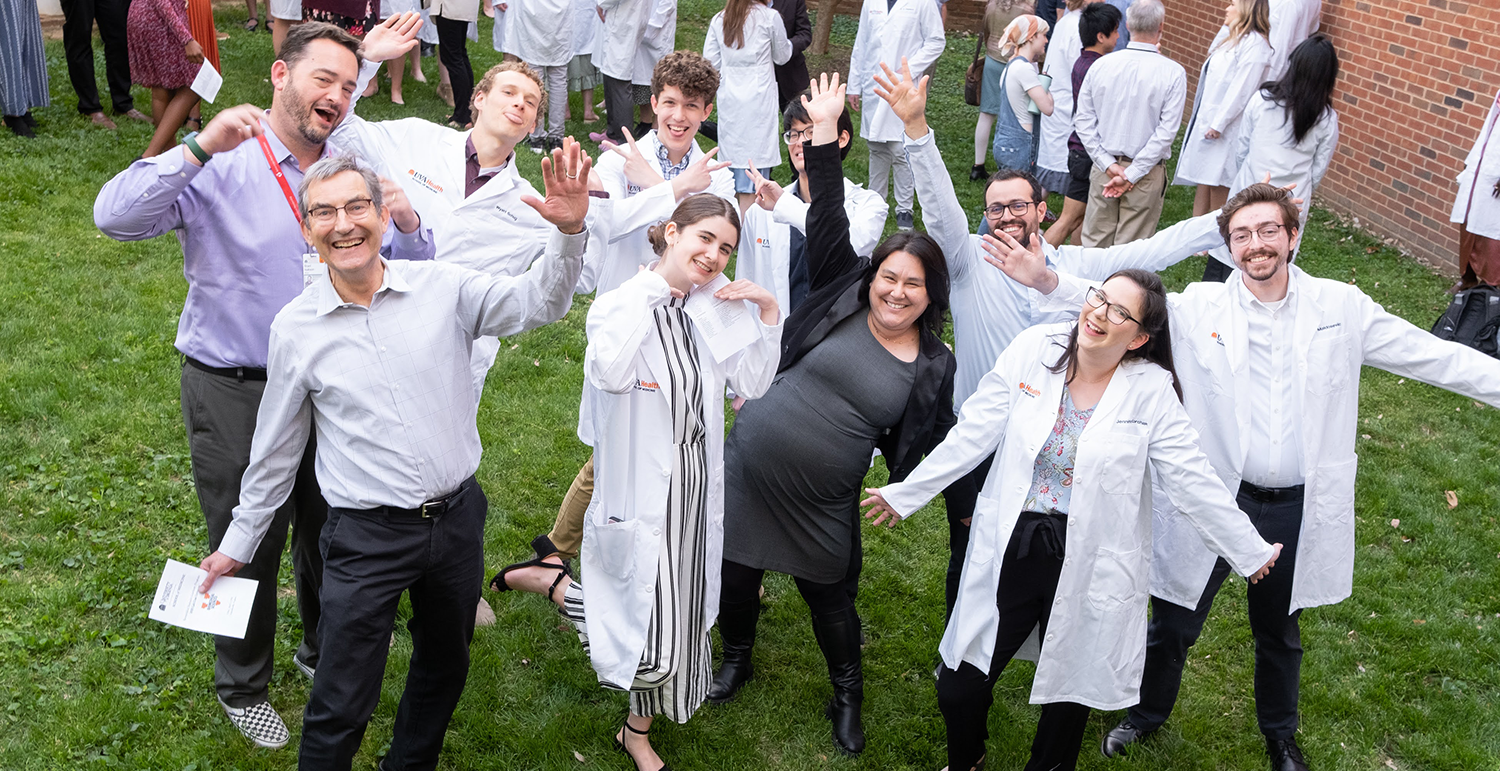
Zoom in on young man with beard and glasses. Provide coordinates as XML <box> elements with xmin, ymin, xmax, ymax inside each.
<box><xmin>94</xmin><ymin>20</ymin><xmax>435</xmax><ymax>749</ymax></box>
<box><xmin>198</xmin><ymin>147</ymin><xmax>591</xmax><ymax>771</ymax></box>
<box><xmin>490</xmin><ymin>50</ymin><xmax>735</xmax><ymax>583</ymax></box>
<box><xmin>871</xmin><ymin>59</ymin><xmax>1235</xmax><ymax>622</ymax></box>
<box><xmin>993</xmin><ymin>182</ymin><xmax>1500</xmax><ymax>771</ymax></box>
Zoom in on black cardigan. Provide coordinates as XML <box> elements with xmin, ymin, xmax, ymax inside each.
<box><xmin>775</xmin><ymin>140</ymin><xmax>957</xmax><ymax>483</ymax></box>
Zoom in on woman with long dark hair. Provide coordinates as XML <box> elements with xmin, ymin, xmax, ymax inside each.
<box><xmin>1202</xmin><ymin>32</ymin><xmax>1339</xmax><ymax>282</ymax></box>
<box><xmin>862</xmin><ymin>266</ymin><xmax>1281</xmax><ymax>771</ymax></box>
<box><xmin>705</xmin><ymin>74</ymin><xmax>956</xmax><ymax>757</ymax></box>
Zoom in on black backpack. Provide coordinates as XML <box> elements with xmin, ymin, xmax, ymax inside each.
<box><xmin>1431</xmin><ymin>284</ymin><xmax>1500</xmax><ymax>358</ymax></box>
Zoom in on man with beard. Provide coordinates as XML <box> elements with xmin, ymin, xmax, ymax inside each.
<box><xmin>872</xmin><ymin>59</ymin><xmax>1234</xmax><ymax>621</ymax></box>
<box><xmin>992</xmin><ymin>182</ymin><xmax>1500</xmax><ymax>771</ymax></box>
<box><xmin>94</xmin><ymin>20</ymin><xmax>433</xmax><ymax>749</ymax></box>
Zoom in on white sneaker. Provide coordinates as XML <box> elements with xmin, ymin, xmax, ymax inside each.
<box><xmin>219</xmin><ymin>697</ymin><xmax>290</xmax><ymax>749</ymax></box>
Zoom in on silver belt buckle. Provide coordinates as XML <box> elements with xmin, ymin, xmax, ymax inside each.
<box><xmin>420</xmin><ymin>500</ymin><xmax>438</xmax><ymax>518</ymax></box>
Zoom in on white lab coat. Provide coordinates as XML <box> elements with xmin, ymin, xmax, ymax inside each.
<box><xmin>848</xmin><ymin>0</ymin><xmax>946</xmax><ymax>143</ymax></box>
<box><xmin>633</xmin><ymin>0</ymin><xmax>677</xmax><ymax>85</ymax></box>
<box><xmin>507</xmin><ymin>0</ymin><xmax>575</xmax><ymax>66</ymax></box>
<box><xmin>572</xmin><ymin>0</ymin><xmax>600</xmax><ymax>56</ymax></box>
<box><xmin>1267</xmin><ymin>0</ymin><xmax>1321</xmax><ymax>80</ymax></box>
<box><xmin>1174</xmin><ymin>28</ymin><xmax>1274</xmax><ymax>188</ymax></box>
<box><xmin>704</xmin><ymin>4</ymin><xmax>793</xmax><ymax>170</ymax></box>
<box><xmin>579</xmin><ymin>268</ymin><xmax>782</xmax><ymax>690</ymax></box>
<box><xmin>595</xmin><ymin>0</ymin><xmax>651</xmax><ymax>81</ymax></box>
<box><xmin>735</xmin><ymin>177</ymin><xmax>888</xmax><ymax>312</ymax></box>
<box><xmin>1231</xmin><ymin>89</ymin><xmax>1338</xmax><ymax>228</ymax></box>
<box><xmin>1451</xmin><ymin>89</ymin><xmax>1500</xmax><ymax>239</ymax></box>
<box><xmin>1040</xmin><ymin>266</ymin><xmax>1500</xmax><ymax>612</ymax></box>
<box><xmin>879</xmin><ymin>323</ymin><xmax>1275</xmax><ymax>709</ymax></box>
<box><xmin>1036</xmin><ymin>9</ymin><xmax>1083</xmax><ymax>177</ymax></box>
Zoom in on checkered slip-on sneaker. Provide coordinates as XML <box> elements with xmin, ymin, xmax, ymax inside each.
<box><xmin>218</xmin><ymin>697</ymin><xmax>290</xmax><ymax>749</ymax></box>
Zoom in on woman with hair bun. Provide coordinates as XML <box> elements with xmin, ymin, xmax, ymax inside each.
<box><xmin>493</xmin><ymin>193</ymin><xmax>781</xmax><ymax>771</ymax></box>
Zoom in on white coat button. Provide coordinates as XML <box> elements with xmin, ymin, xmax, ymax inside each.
<box><xmin>1046</xmin><ymin>633</ymin><xmax>1055</xmax><ymax>642</ymax></box>
<box><xmin>653</xmin><ymin>528</ymin><xmax>661</xmax><ymax>536</ymax></box>
<box><xmin>661</xmin><ymin>469</ymin><xmax>671</xmax><ymax>478</ymax></box>
<box><xmin>381</xmin><ymin>346</ymin><xmax>388</xmax><ymax>353</ymax></box>
<box><xmin>645</xmin><ymin>584</ymin><xmax>654</xmax><ymax>593</ymax></box>
<box><xmin>1054</xmin><ymin>598</ymin><xmax>1062</xmax><ymax>606</ymax></box>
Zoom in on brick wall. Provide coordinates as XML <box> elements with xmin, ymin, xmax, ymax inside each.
<box><xmin>1160</xmin><ymin>0</ymin><xmax>1500</xmax><ymax>274</ymax></box>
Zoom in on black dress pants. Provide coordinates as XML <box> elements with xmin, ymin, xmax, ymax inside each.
<box><xmin>938</xmin><ymin>452</ymin><xmax>995</xmax><ymax>620</ymax></box>
<box><xmin>1127</xmin><ymin>484</ymin><xmax>1305</xmax><ymax>740</ymax></box>
<box><xmin>61</xmin><ymin>0</ymin><xmax>135</xmax><ymax>114</ymax></box>
<box><xmin>602</xmin><ymin>74</ymin><xmax>634</xmax><ymax>144</ymax></box>
<box><xmin>935</xmin><ymin>511</ymin><xmax>1091</xmax><ymax>771</ymax></box>
<box><xmin>182</xmin><ymin>363</ymin><xmax>324</xmax><ymax>708</ymax></box>
<box><xmin>433</xmin><ymin>15</ymin><xmax>474</xmax><ymax>125</ymax></box>
<box><xmin>298</xmin><ymin>478</ymin><xmax>487</xmax><ymax>771</ymax></box>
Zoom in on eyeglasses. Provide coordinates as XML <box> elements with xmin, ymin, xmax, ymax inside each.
<box><xmin>307</xmin><ymin>198</ymin><xmax>375</xmax><ymax>224</ymax></box>
<box><xmin>1228</xmin><ymin>222</ymin><xmax>1287</xmax><ymax>247</ymax></box>
<box><xmin>1085</xmin><ymin>286</ymin><xmax>1137</xmax><ymax>326</ymax></box>
<box><xmin>984</xmin><ymin>200</ymin><xmax>1039</xmax><ymax>218</ymax></box>
<box><xmin>783</xmin><ymin>128</ymin><xmax>815</xmax><ymax>145</ymax></box>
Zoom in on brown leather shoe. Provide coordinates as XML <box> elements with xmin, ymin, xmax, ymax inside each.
<box><xmin>88</xmin><ymin>112</ymin><xmax>118</xmax><ymax>130</ymax></box>
<box><xmin>120</xmin><ymin>108</ymin><xmax>152</xmax><ymax>123</ymax></box>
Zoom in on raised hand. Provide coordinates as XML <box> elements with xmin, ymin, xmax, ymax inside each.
<box><xmin>607</xmin><ymin>126</ymin><xmax>667</xmax><ymax>191</ymax></box>
<box><xmin>192</xmin><ymin>103</ymin><xmax>267</xmax><ymax>161</ymax></box>
<box><xmin>379</xmin><ymin>176</ymin><xmax>420</xmax><ymax>233</ymax></box>
<box><xmin>979</xmin><ymin>230</ymin><xmax>1056</xmax><ymax>292</ymax></box>
<box><xmin>860</xmin><ymin>487</ymin><xmax>903</xmax><ymax>528</ymax></box>
<box><xmin>1250</xmin><ymin>543</ymin><xmax>1283</xmax><ymax>584</ymax></box>
<box><xmin>671</xmin><ymin>146</ymin><xmax>733</xmax><ymax>199</ymax></box>
<box><xmin>747</xmin><ymin>165</ymin><xmax>781</xmax><ymax>211</ymax></box>
<box><xmin>802</xmin><ymin>72</ymin><xmax>847</xmax><ymax>130</ymax></box>
<box><xmin>361</xmin><ymin>11</ymin><xmax>423</xmax><ymax>63</ymax></box>
<box><xmin>872</xmin><ymin>57</ymin><xmax>930</xmax><ymax>136</ymax></box>
<box><xmin>521</xmin><ymin>140</ymin><xmax>592</xmax><ymax>234</ymax></box>
<box><xmin>713</xmin><ymin>278</ymin><xmax>780</xmax><ymax>325</ymax></box>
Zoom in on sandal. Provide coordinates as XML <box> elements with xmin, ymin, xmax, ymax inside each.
<box><xmin>244</xmin><ymin>16</ymin><xmax>260</xmax><ymax>31</ymax></box>
<box><xmin>489</xmin><ymin>534</ymin><xmax>570</xmax><ymax>601</ymax></box>
<box><xmin>183</xmin><ymin>117</ymin><xmax>202</xmax><ymax>131</ymax></box>
<box><xmin>614</xmin><ymin>719</ymin><xmax>672</xmax><ymax>771</ymax></box>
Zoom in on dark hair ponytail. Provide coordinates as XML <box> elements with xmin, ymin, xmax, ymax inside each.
<box><xmin>1261</xmin><ymin>33</ymin><xmax>1338</xmax><ymax>144</ymax></box>
<box><xmin>1047</xmin><ymin>268</ymin><xmax>1182</xmax><ymax>401</ymax></box>
<box><xmin>647</xmin><ymin>193</ymin><xmax>741</xmax><ymax>255</ymax></box>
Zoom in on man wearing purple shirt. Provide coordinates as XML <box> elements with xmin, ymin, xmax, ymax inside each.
<box><xmin>1046</xmin><ymin>1</ymin><xmax>1121</xmax><ymax>248</ymax></box>
<box><xmin>93</xmin><ymin>20</ymin><xmax>432</xmax><ymax>749</ymax></box>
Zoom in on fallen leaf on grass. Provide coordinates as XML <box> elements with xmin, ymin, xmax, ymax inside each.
<box><xmin>1390</xmin><ymin>519</ymin><xmax>1400</xmax><ymax>528</ymax></box>
<box><xmin>1446</xmin><ymin>490</ymin><xmax>1458</xmax><ymax>509</ymax></box>
<box><xmin>533</xmin><ymin>359</ymin><xmax>540</xmax><ymax>367</ymax></box>
<box><xmin>1401</xmin><ymin>536</ymin><xmax>1412</xmax><ymax>543</ymax></box>
<box><xmin>1413</xmin><ymin>619</ymin><xmax>1426</xmax><ymax>625</ymax></box>
<box><xmin>574</xmin><ymin>751</ymin><xmax>586</xmax><ymax>763</ymax></box>
<box><xmin>511</xmin><ymin>344</ymin><xmax>520</xmax><ymax>350</ymax></box>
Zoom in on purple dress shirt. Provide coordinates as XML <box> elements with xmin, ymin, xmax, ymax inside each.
<box><xmin>94</xmin><ymin>118</ymin><xmax>436</xmax><ymax>369</ymax></box>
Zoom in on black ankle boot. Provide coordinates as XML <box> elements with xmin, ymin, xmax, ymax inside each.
<box><xmin>707</xmin><ymin>596</ymin><xmax>760</xmax><ymax>704</ymax></box>
<box><xmin>970</xmin><ymin>163</ymin><xmax>988</xmax><ymax>181</ymax></box>
<box><xmin>811</xmin><ymin>606</ymin><xmax>864</xmax><ymax>755</ymax></box>
<box><xmin>4</xmin><ymin>115</ymin><xmax>35</xmax><ymax>138</ymax></box>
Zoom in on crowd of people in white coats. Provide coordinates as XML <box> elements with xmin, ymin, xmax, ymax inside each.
<box><xmin>84</xmin><ymin>0</ymin><xmax>1500</xmax><ymax>768</ymax></box>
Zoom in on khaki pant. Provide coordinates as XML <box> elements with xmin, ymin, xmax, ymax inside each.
<box><xmin>1082</xmin><ymin>158</ymin><xmax>1166</xmax><ymax>248</ymax></box>
<box><xmin>547</xmin><ymin>455</ymin><xmax>593</xmax><ymax>559</ymax></box>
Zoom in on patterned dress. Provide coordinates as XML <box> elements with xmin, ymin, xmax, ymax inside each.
<box><xmin>0</xmin><ymin>0</ymin><xmax>49</xmax><ymax>116</ymax></box>
<box><xmin>127</xmin><ymin>0</ymin><xmax>198</xmax><ymax>89</ymax></box>
<box><xmin>563</xmin><ymin>297</ymin><xmax>713</xmax><ymax>723</ymax></box>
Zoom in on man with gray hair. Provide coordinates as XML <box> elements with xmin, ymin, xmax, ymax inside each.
<box><xmin>1072</xmin><ymin>0</ymin><xmax>1186</xmax><ymax>247</ymax></box>
<box><xmin>199</xmin><ymin>145</ymin><xmax>593</xmax><ymax>770</ymax></box>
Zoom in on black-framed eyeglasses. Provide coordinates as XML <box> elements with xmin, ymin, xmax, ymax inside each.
<box><xmin>1228</xmin><ymin>222</ymin><xmax>1287</xmax><ymax>247</ymax></box>
<box><xmin>984</xmin><ymin>200</ymin><xmax>1039</xmax><ymax>218</ymax></box>
<box><xmin>783</xmin><ymin>128</ymin><xmax>815</xmax><ymax>145</ymax></box>
<box><xmin>1085</xmin><ymin>286</ymin><xmax>1137</xmax><ymax>326</ymax></box>
<box><xmin>307</xmin><ymin>198</ymin><xmax>375</xmax><ymax>224</ymax></box>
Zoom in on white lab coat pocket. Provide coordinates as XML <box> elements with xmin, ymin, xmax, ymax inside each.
<box><xmin>1306</xmin><ymin>334</ymin><xmax>1352</xmax><ymax>394</ymax></box>
<box><xmin>1311</xmin><ymin>455</ymin><xmax>1357</xmax><ymax>525</ymax></box>
<box><xmin>589</xmin><ymin>517</ymin><xmax>640</xmax><ymax>581</ymax></box>
<box><xmin>1097</xmin><ymin>431</ymin><xmax>1149</xmax><ymax>496</ymax></box>
<box><xmin>967</xmin><ymin>493</ymin><xmax>1004</xmax><ymax>565</ymax></box>
<box><xmin>1086</xmin><ymin>546</ymin><xmax>1142</xmax><ymax>612</ymax></box>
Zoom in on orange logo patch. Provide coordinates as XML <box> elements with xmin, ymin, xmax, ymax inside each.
<box><xmin>407</xmin><ymin>168</ymin><xmax>444</xmax><ymax>194</ymax></box>
<box><xmin>1017</xmin><ymin>381</ymin><xmax>1041</xmax><ymax>397</ymax></box>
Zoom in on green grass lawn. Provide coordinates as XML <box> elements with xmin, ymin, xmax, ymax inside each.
<box><xmin>2</xmin><ymin>3</ymin><xmax>1499</xmax><ymax>769</ymax></box>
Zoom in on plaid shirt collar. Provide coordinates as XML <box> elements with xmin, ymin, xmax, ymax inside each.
<box><xmin>626</xmin><ymin>132</ymin><xmax>694</xmax><ymax>196</ymax></box>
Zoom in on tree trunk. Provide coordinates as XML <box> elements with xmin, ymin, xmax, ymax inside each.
<box><xmin>809</xmin><ymin>0</ymin><xmax>839</xmax><ymax>55</ymax></box>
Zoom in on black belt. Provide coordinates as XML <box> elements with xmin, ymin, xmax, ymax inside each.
<box><xmin>371</xmin><ymin>477</ymin><xmax>475</xmax><ymax>519</ymax></box>
<box><xmin>185</xmin><ymin>356</ymin><xmax>268</xmax><ymax>381</ymax></box>
<box><xmin>1238</xmin><ymin>481</ymin><xmax>1305</xmax><ymax>503</ymax></box>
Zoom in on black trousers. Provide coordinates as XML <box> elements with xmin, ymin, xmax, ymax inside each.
<box><xmin>936</xmin><ymin>511</ymin><xmax>1092</xmax><ymax>771</ymax></box>
<box><xmin>1201</xmin><ymin>256</ymin><xmax>1234</xmax><ymax>282</ymax></box>
<box><xmin>181</xmin><ymin>363</ymin><xmax>324</xmax><ymax>707</ymax></box>
<box><xmin>1128</xmin><ymin>484</ymin><xmax>1304</xmax><ymax>740</ymax></box>
<box><xmin>433</xmin><ymin>15</ymin><xmax>474</xmax><ymax>125</ymax></box>
<box><xmin>602</xmin><ymin>74</ymin><xmax>634</xmax><ymax>144</ymax></box>
<box><xmin>299</xmin><ymin>478</ymin><xmax>486</xmax><ymax>771</ymax></box>
<box><xmin>61</xmin><ymin>0</ymin><xmax>135</xmax><ymax>114</ymax></box>
<box><xmin>939</xmin><ymin>452</ymin><xmax>995</xmax><ymax>620</ymax></box>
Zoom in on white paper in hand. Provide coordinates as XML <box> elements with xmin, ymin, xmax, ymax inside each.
<box><xmin>190</xmin><ymin>61</ymin><xmax>223</xmax><ymax>104</ymax></box>
<box><xmin>148</xmin><ymin>559</ymin><xmax>257</xmax><ymax>638</ymax></box>
<box><xmin>683</xmin><ymin>274</ymin><xmax>760</xmax><ymax>363</ymax></box>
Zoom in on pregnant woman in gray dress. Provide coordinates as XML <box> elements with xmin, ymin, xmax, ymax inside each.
<box><xmin>708</xmin><ymin>74</ymin><xmax>957</xmax><ymax>757</ymax></box>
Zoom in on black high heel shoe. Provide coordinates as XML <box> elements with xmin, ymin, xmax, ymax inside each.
<box><xmin>614</xmin><ymin>718</ymin><xmax>672</xmax><ymax>771</ymax></box>
<box><xmin>489</xmin><ymin>534</ymin><xmax>570</xmax><ymax>601</ymax></box>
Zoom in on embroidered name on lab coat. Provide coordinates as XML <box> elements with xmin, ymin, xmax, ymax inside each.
<box><xmin>1316</xmin><ymin>322</ymin><xmax>1342</xmax><ymax>333</ymax></box>
<box><xmin>1116</xmin><ymin>418</ymin><xmax>1149</xmax><ymax>427</ymax></box>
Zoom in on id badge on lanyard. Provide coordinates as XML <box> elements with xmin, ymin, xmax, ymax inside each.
<box><xmin>256</xmin><ymin>133</ymin><xmax>324</xmax><ymax>288</ymax></box>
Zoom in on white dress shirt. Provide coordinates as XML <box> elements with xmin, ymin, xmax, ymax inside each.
<box><xmin>1234</xmin><ymin>275</ymin><xmax>1305</xmax><ymax>487</ymax></box>
<box><xmin>220</xmin><ymin>230</ymin><xmax>588</xmax><ymax>563</ymax></box>
<box><xmin>1073</xmin><ymin>41</ymin><xmax>1187</xmax><ymax>184</ymax></box>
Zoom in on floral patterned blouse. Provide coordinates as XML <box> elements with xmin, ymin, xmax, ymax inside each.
<box><xmin>1022</xmin><ymin>386</ymin><xmax>1095</xmax><ymax>516</ymax></box>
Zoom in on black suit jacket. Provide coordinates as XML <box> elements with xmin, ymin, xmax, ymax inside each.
<box><xmin>771</xmin><ymin>0</ymin><xmax>813</xmax><ymax>110</ymax></box>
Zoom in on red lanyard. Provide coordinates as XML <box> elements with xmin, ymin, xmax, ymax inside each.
<box><xmin>256</xmin><ymin>133</ymin><xmax>303</xmax><ymax>224</ymax></box>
